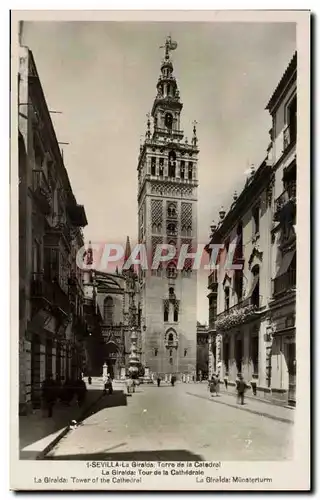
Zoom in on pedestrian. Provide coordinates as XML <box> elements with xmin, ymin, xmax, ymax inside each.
<box><xmin>41</xmin><ymin>373</ymin><xmax>56</xmax><ymax>417</ymax></box>
<box><xmin>208</xmin><ymin>374</ymin><xmax>218</xmax><ymax>397</ymax></box>
<box><xmin>215</xmin><ymin>373</ymin><xmax>220</xmax><ymax>396</ymax></box>
<box><xmin>157</xmin><ymin>376</ymin><xmax>161</xmax><ymax>387</ymax></box>
<box><xmin>224</xmin><ymin>376</ymin><xmax>228</xmax><ymax>390</ymax></box>
<box><xmin>171</xmin><ymin>375</ymin><xmax>176</xmax><ymax>387</ymax></box>
<box><xmin>76</xmin><ymin>377</ymin><xmax>87</xmax><ymax>406</ymax></box>
<box><xmin>88</xmin><ymin>375</ymin><xmax>92</xmax><ymax>385</ymax></box>
<box><xmin>236</xmin><ymin>374</ymin><xmax>247</xmax><ymax>405</ymax></box>
<box><xmin>104</xmin><ymin>375</ymin><xmax>113</xmax><ymax>395</ymax></box>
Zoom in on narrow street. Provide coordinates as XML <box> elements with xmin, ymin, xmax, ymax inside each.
<box><xmin>46</xmin><ymin>382</ymin><xmax>293</xmax><ymax>461</ymax></box>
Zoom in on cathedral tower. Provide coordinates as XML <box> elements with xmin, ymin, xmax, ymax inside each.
<box><xmin>137</xmin><ymin>37</ymin><xmax>199</xmax><ymax>379</ymax></box>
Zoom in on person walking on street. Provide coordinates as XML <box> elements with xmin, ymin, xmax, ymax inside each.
<box><xmin>236</xmin><ymin>374</ymin><xmax>247</xmax><ymax>405</ymax></box>
<box><xmin>157</xmin><ymin>376</ymin><xmax>161</xmax><ymax>387</ymax></box>
<box><xmin>104</xmin><ymin>375</ymin><xmax>113</xmax><ymax>395</ymax></box>
<box><xmin>41</xmin><ymin>374</ymin><xmax>56</xmax><ymax>417</ymax></box>
<box><xmin>208</xmin><ymin>374</ymin><xmax>218</xmax><ymax>397</ymax></box>
<box><xmin>171</xmin><ymin>375</ymin><xmax>176</xmax><ymax>387</ymax></box>
<box><xmin>76</xmin><ymin>377</ymin><xmax>87</xmax><ymax>406</ymax></box>
<box><xmin>215</xmin><ymin>373</ymin><xmax>220</xmax><ymax>396</ymax></box>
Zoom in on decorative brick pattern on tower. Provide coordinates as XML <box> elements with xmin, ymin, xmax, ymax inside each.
<box><xmin>137</xmin><ymin>37</ymin><xmax>199</xmax><ymax>379</ymax></box>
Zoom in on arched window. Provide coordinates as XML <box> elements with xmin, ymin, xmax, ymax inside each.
<box><xmin>174</xmin><ymin>309</ymin><xmax>179</xmax><ymax>322</ymax></box>
<box><xmin>188</xmin><ymin>162</ymin><xmax>193</xmax><ymax>180</ymax></box>
<box><xmin>104</xmin><ymin>296</ymin><xmax>114</xmax><ymax>326</ymax></box>
<box><xmin>168</xmin><ymin>151</ymin><xmax>176</xmax><ymax>178</ymax></box>
<box><xmin>164</xmin><ymin>302</ymin><xmax>169</xmax><ymax>322</ymax></box>
<box><xmin>180</xmin><ymin>161</ymin><xmax>185</xmax><ymax>179</ymax></box>
<box><xmin>151</xmin><ymin>157</ymin><xmax>156</xmax><ymax>176</ymax></box>
<box><xmin>159</xmin><ymin>158</ymin><xmax>164</xmax><ymax>177</ymax></box>
<box><xmin>168</xmin><ymin>333</ymin><xmax>174</xmax><ymax>344</ymax></box>
<box><xmin>165</xmin><ymin>113</ymin><xmax>173</xmax><ymax>129</ymax></box>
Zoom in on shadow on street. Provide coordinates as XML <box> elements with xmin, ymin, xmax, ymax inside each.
<box><xmin>84</xmin><ymin>390</ymin><xmax>128</xmax><ymax>418</ymax></box>
<box><xmin>45</xmin><ymin>449</ymin><xmax>205</xmax><ymax>461</ymax></box>
<box><xmin>20</xmin><ymin>389</ymin><xmax>128</xmax><ymax>459</ymax></box>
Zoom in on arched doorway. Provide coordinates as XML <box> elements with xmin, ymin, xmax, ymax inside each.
<box><xmin>104</xmin><ymin>341</ymin><xmax>121</xmax><ymax>380</ymax></box>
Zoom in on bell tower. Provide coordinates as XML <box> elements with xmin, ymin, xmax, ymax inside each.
<box><xmin>137</xmin><ymin>36</ymin><xmax>199</xmax><ymax>380</ymax></box>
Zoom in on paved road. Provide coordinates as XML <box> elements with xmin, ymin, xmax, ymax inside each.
<box><xmin>46</xmin><ymin>383</ymin><xmax>293</xmax><ymax>461</ymax></box>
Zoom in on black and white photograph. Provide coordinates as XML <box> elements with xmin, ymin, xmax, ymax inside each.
<box><xmin>10</xmin><ymin>9</ymin><xmax>310</xmax><ymax>491</ymax></box>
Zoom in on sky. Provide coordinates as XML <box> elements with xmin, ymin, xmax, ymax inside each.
<box><xmin>22</xmin><ymin>20</ymin><xmax>296</xmax><ymax>323</ymax></box>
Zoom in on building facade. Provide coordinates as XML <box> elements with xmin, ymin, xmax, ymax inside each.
<box><xmin>266</xmin><ymin>53</ymin><xmax>297</xmax><ymax>406</ymax></box>
<box><xmin>82</xmin><ymin>239</ymin><xmax>141</xmax><ymax>379</ymax></box>
<box><xmin>19</xmin><ymin>46</ymin><xmax>88</xmax><ymax>413</ymax></box>
<box><xmin>196</xmin><ymin>322</ymin><xmax>209</xmax><ymax>380</ymax></box>
<box><xmin>206</xmin><ymin>53</ymin><xmax>296</xmax><ymax>406</ymax></box>
<box><xmin>137</xmin><ymin>38</ymin><xmax>199</xmax><ymax>379</ymax></box>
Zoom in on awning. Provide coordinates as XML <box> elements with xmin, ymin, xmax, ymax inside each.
<box><xmin>247</xmin><ymin>274</ymin><xmax>259</xmax><ymax>298</ymax></box>
<box><xmin>275</xmin><ymin>250</ymin><xmax>296</xmax><ymax>278</ymax></box>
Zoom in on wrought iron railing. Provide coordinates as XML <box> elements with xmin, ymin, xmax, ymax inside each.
<box><xmin>216</xmin><ymin>295</ymin><xmax>261</xmax><ymax>321</ymax></box>
<box><xmin>274</xmin><ymin>183</ymin><xmax>296</xmax><ymax>221</ymax></box>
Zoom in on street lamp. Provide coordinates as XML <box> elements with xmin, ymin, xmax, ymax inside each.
<box><xmin>128</xmin><ymin>328</ymin><xmax>139</xmax><ymax>379</ymax></box>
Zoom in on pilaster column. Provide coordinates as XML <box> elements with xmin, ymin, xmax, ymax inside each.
<box><xmin>229</xmin><ymin>335</ymin><xmax>237</xmax><ymax>381</ymax></box>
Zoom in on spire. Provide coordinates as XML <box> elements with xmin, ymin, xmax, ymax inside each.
<box><xmin>123</xmin><ymin>236</ymin><xmax>134</xmax><ymax>275</ymax></box>
<box><xmin>152</xmin><ymin>35</ymin><xmax>182</xmax><ymax>117</ymax></box>
<box><xmin>124</xmin><ymin>236</ymin><xmax>132</xmax><ymax>263</ymax></box>
<box><xmin>192</xmin><ymin>120</ymin><xmax>198</xmax><ymax>147</ymax></box>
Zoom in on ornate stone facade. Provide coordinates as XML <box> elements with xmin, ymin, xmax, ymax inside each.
<box><xmin>137</xmin><ymin>37</ymin><xmax>199</xmax><ymax>379</ymax></box>
<box><xmin>206</xmin><ymin>53</ymin><xmax>297</xmax><ymax>406</ymax></box>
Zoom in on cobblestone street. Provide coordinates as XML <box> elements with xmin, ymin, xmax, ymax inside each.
<box><xmin>46</xmin><ymin>382</ymin><xmax>293</xmax><ymax>461</ymax></box>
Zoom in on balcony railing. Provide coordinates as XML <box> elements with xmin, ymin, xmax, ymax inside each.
<box><xmin>274</xmin><ymin>183</ymin><xmax>296</xmax><ymax>222</ymax></box>
<box><xmin>32</xmin><ymin>170</ymin><xmax>52</xmax><ymax>215</ymax></box>
<box><xmin>47</xmin><ymin>215</ymin><xmax>73</xmax><ymax>247</ymax></box>
<box><xmin>215</xmin><ymin>295</ymin><xmax>261</xmax><ymax>332</ymax></box>
<box><xmin>153</xmin><ymin>126</ymin><xmax>184</xmax><ymax>137</ymax></box>
<box><xmin>273</xmin><ymin>269</ymin><xmax>296</xmax><ymax>296</ymax></box>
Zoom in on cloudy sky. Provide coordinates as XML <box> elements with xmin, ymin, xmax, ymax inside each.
<box><xmin>22</xmin><ymin>20</ymin><xmax>296</xmax><ymax>323</ymax></box>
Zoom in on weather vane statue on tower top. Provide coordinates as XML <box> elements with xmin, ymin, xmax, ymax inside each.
<box><xmin>160</xmin><ymin>35</ymin><xmax>178</xmax><ymax>60</ymax></box>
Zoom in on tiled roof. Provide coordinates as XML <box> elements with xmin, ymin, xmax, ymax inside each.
<box><xmin>266</xmin><ymin>52</ymin><xmax>297</xmax><ymax>111</ymax></box>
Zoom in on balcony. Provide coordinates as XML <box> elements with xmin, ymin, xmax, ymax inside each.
<box><xmin>273</xmin><ymin>184</ymin><xmax>296</xmax><ymax>223</ymax></box>
<box><xmin>67</xmin><ymin>203</ymin><xmax>88</xmax><ymax>228</ymax></box>
<box><xmin>45</xmin><ymin>216</ymin><xmax>73</xmax><ymax>249</ymax></box>
<box><xmin>153</xmin><ymin>127</ymin><xmax>184</xmax><ymax>139</ymax></box>
<box><xmin>208</xmin><ymin>271</ymin><xmax>218</xmax><ymax>290</ymax></box>
<box><xmin>31</xmin><ymin>272</ymin><xmax>70</xmax><ymax>315</ymax></box>
<box><xmin>273</xmin><ymin>269</ymin><xmax>296</xmax><ymax>296</ymax></box>
<box><xmin>32</xmin><ymin>170</ymin><xmax>52</xmax><ymax>215</ymax></box>
<box><xmin>215</xmin><ymin>296</ymin><xmax>261</xmax><ymax>333</ymax></box>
